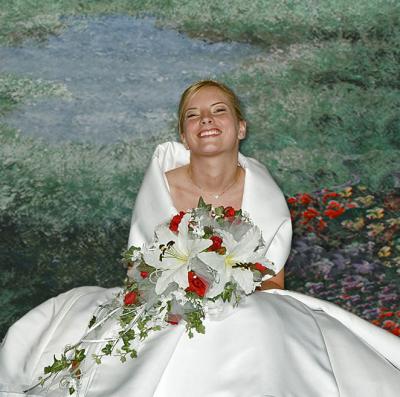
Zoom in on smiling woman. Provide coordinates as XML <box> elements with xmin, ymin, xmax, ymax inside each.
<box><xmin>0</xmin><ymin>81</ymin><xmax>400</xmax><ymax>397</ymax></box>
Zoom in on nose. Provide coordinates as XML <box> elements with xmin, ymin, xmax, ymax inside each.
<box><xmin>200</xmin><ymin>112</ymin><xmax>213</xmax><ymax>124</ymax></box>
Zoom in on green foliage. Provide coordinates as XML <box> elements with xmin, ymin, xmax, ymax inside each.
<box><xmin>224</xmin><ymin>36</ymin><xmax>400</xmax><ymax>193</ymax></box>
<box><xmin>1</xmin><ymin>0</ymin><xmax>399</xmax><ymax>46</ymax></box>
<box><xmin>0</xmin><ymin>74</ymin><xmax>70</xmax><ymax>115</ymax></box>
<box><xmin>1</xmin><ymin>0</ymin><xmax>399</xmax><ymax>339</ymax></box>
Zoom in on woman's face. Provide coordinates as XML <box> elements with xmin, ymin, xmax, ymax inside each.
<box><xmin>181</xmin><ymin>86</ymin><xmax>246</xmax><ymax>156</ymax></box>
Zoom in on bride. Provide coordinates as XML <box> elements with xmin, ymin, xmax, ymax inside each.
<box><xmin>1</xmin><ymin>80</ymin><xmax>399</xmax><ymax>397</ymax></box>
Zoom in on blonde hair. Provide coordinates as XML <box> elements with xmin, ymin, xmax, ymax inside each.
<box><xmin>178</xmin><ymin>80</ymin><xmax>245</xmax><ymax>135</ymax></box>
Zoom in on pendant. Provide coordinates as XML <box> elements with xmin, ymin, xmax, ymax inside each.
<box><xmin>214</xmin><ymin>194</ymin><xmax>220</xmax><ymax>199</ymax></box>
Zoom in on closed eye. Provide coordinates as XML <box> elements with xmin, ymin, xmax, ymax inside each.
<box><xmin>214</xmin><ymin>107</ymin><xmax>226</xmax><ymax>113</ymax></box>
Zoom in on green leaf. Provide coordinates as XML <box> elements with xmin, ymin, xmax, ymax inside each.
<box><xmin>69</xmin><ymin>387</ymin><xmax>75</xmax><ymax>395</ymax></box>
<box><xmin>101</xmin><ymin>343</ymin><xmax>112</xmax><ymax>356</ymax></box>
<box><xmin>214</xmin><ymin>206</ymin><xmax>224</xmax><ymax>216</ymax></box>
<box><xmin>197</xmin><ymin>196</ymin><xmax>212</xmax><ymax>211</ymax></box>
<box><xmin>203</xmin><ymin>225</ymin><xmax>213</xmax><ymax>238</ymax></box>
<box><xmin>93</xmin><ymin>355</ymin><xmax>102</xmax><ymax>365</ymax></box>
<box><xmin>197</xmin><ymin>196</ymin><xmax>207</xmax><ymax>208</ymax></box>
<box><xmin>88</xmin><ymin>316</ymin><xmax>97</xmax><ymax>328</ymax></box>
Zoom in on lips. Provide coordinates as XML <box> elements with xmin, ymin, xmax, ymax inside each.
<box><xmin>198</xmin><ymin>128</ymin><xmax>222</xmax><ymax>138</ymax></box>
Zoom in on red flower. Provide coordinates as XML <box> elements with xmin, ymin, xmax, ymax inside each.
<box><xmin>379</xmin><ymin>311</ymin><xmax>394</xmax><ymax>319</ymax></box>
<box><xmin>124</xmin><ymin>291</ymin><xmax>137</xmax><ymax>306</ymax></box>
<box><xmin>140</xmin><ymin>271</ymin><xmax>149</xmax><ymax>279</ymax></box>
<box><xmin>287</xmin><ymin>197</ymin><xmax>297</xmax><ymax>205</ymax></box>
<box><xmin>224</xmin><ymin>206</ymin><xmax>236</xmax><ymax>218</ymax></box>
<box><xmin>391</xmin><ymin>327</ymin><xmax>400</xmax><ymax>336</ymax></box>
<box><xmin>383</xmin><ymin>320</ymin><xmax>396</xmax><ymax>329</ymax></box>
<box><xmin>322</xmin><ymin>192</ymin><xmax>340</xmax><ymax>203</ymax></box>
<box><xmin>324</xmin><ymin>200</ymin><xmax>345</xmax><ymax>219</ymax></box>
<box><xmin>299</xmin><ymin>193</ymin><xmax>313</xmax><ymax>205</ymax></box>
<box><xmin>254</xmin><ymin>262</ymin><xmax>267</xmax><ymax>272</ymax></box>
<box><xmin>186</xmin><ymin>271</ymin><xmax>208</xmax><ymax>297</ymax></box>
<box><xmin>208</xmin><ymin>235</ymin><xmax>223</xmax><ymax>251</ymax></box>
<box><xmin>167</xmin><ymin>313</ymin><xmax>182</xmax><ymax>325</ymax></box>
<box><xmin>302</xmin><ymin>208</ymin><xmax>320</xmax><ymax>220</ymax></box>
<box><xmin>317</xmin><ymin>218</ymin><xmax>327</xmax><ymax>231</ymax></box>
<box><xmin>71</xmin><ymin>360</ymin><xmax>81</xmax><ymax>378</ymax></box>
<box><xmin>169</xmin><ymin>211</ymin><xmax>186</xmax><ymax>232</ymax></box>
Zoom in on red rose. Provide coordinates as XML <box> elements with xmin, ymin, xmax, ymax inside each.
<box><xmin>208</xmin><ymin>235</ymin><xmax>223</xmax><ymax>251</ymax></box>
<box><xmin>391</xmin><ymin>327</ymin><xmax>400</xmax><ymax>336</ymax></box>
<box><xmin>167</xmin><ymin>313</ymin><xmax>182</xmax><ymax>325</ymax></box>
<box><xmin>124</xmin><ymin>291</ymin><xmax>137</xmax><ymax>305</ymax></box>
<box><xmin>169</xmin><ymin>211</ymin><xmax>186</xmax><ymax>232</ymax></box>
<box><xmin>254</xmin><ymin>262</ymin><xmax>267</xmax><ymax>272</ymax></box>
<box><xmin>324</xmin><ymin>200</ymin><xmax>345</xmax><ymax>219</ymax></box>
<box><xmin>317</xmin><ymin>219</ymin><xmax>327</xmax><ymax>231</ymax></box>
<box><xmin>322</xmin><ymin>192</ymin><xmax>340</xmax><ymax>203</ymax></box>
<box><xmin>299</xmin><ymin>193</ymin><xmax>313</xmax><ymax>205</ymax></box>
<box><xmin>224</xmin><ymin>206</ymin><xmax>236</xmax><ymax>218</ymax></box>
<box><xmin>287</xmin><ymin>197</ymin><xmax>297</xmax><ymax>205</ymax></box>
<box><xmin>186</xmin><ymin>271</ymin><xmax>208</xmax><ymax>297</ymax></box>
<box><xmin>140</xmin><ymin>271</ymin><xmax>149</xmax><ymax>279</ymax></box>
<box><xmin>383</xmin><ymin>320</ymin><xmax>396</xmax><ymax>329</ymax></box>
<box><xmin>302</xmin><ymin>208</ymin><xmax>320</xmax><ymax>220</ymax></box>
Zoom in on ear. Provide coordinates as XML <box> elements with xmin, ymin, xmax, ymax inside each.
<box><xmin>238</xmin><ymin>120</ymin><xmax>246</xmax><ymax>140</ymax></box>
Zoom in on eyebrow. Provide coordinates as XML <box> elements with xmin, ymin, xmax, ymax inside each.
<box><xmin>185</xmin><ymin>101</ymin><xmax>227</xmax><ymax>112</ymax></box>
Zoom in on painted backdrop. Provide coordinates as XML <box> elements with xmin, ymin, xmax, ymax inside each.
<box><xmin>0</xmin><ymin>1</ymin><xmax>399</xmax><ymax>339</ymax></box>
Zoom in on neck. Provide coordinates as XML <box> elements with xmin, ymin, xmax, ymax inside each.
<box><xmin>188</xmin><ymin>152</ymin><xmax>239</xmax><ymax>195</ymax></box>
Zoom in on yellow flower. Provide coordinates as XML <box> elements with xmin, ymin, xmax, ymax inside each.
<box><xmin>357</xmin><ymin>195</ymin><xmax>375</xmax><ymax>207</ymax></box>
<box><xmin>342</xmin><ymin>187</ymin><xmax>353</xmax><ymax>198</ymax></box>
<box><xmin>378</xmin><ymin>246</ymin><xmax>391</xmax><ymax>258</ymax></box>
<box><xmin>366</xmin><ymin>207</ymin><xmax>384</xmax><ymax>220</ymax></box>
<box><xmin>342</xmin><ymin>217</ymin><xmax>365</xmax><ymax>231</ymax></box>
<box><xmin>387</xmin><ymin>218</ymin><xmax>400</xmax><ymax>227</ymax></box>
<box><xmin>367</xmin><ymin>223</ymin><xmax>385</xmax><ymax>237</ymax></box>
<box><xmin>353</xmin><ymin>217</ymin><xmax>365</xmax><ymax>231</ymax></box>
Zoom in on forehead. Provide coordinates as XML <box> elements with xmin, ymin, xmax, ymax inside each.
<box><xmin>184</xmin><ymin>86</ymin><xmax>232</xmax><ymax>109</ymax></box>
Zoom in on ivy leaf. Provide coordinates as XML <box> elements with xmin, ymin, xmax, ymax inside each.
<box><xmin>88</xmin><ymin>316</ymin><xmax>96</xmax><ymax>329</ymax></box>
<box><xmin>197</xmin><ymin>196</ymin><xmax>211</xmax><ymax>211</ymax></box>
<box><xmin>101</xmin><ymin>343</ymin><xmax>112</xmax><ymax>356</ymax></box>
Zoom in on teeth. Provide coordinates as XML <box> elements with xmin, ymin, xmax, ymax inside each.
<box><xmin>199</xmin><ymin>129</ymin><xmax>221</xmax><ymax>137</ymax></box>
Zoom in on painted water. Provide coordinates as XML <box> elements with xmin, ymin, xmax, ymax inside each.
<box><xmin>0</xmin><ymin>15</ymin><xmax>263</xmax><ymax>144</ymax></box>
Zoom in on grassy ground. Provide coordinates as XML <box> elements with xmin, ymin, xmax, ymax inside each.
<box><xmin>0</xmin><ymin>0</ymin><xmax>399</xmax><ymax>337</ymax></box>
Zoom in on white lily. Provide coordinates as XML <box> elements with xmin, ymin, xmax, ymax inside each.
<box><xmin>144</xmin><ymin>213</ymin><xmax>211</xmax><ymax>295</ymax></box>
<box><xmin>198</xmin><ymin>225</ymin><xmax>264</xmax><ymax>297</ymax></box>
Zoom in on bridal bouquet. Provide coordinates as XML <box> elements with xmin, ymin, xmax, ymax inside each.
<box><xmin>33</xmin><ymin>198</ymin><xmax>275</xmax><ymax>395</ymax></box>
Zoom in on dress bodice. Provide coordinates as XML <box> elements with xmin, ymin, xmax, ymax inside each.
<box><xmin>128</xmin><ymin>141</ymin><xmax>292</xmax><ymax>273</ymax></box>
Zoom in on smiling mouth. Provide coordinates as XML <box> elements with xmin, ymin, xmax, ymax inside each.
<box><xmin>198</xmin><ymin>129</ymin><xmax>222</xmax><ymax>138</ymax></box>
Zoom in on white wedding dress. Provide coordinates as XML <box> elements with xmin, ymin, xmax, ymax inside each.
<box><xmin>1</xmin><ymin>142</ymin><xmax>399</xmax><ymax>397</ymax></box>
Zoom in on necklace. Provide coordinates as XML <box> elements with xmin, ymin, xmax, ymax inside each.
<box><xmin>188</xmin><ymin>165</ymin><xmax>241</xmax><ymax>199</ymax></box>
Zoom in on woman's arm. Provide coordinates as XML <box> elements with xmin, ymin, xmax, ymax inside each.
<box><xmin>258</xmin><ymin>268</ymin><xmax>285</xmax><ymax>290</ymax></box>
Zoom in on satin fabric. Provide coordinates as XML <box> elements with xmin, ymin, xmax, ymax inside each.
<box><xmin>1</xmin><ymin>287</ymin><xmax>400</xmax><ymax>396</ymax></box>
<box><xmin>1</xmin><ymin>141</ymin><xmax>400</xmax><ymax>396</ymax></box>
